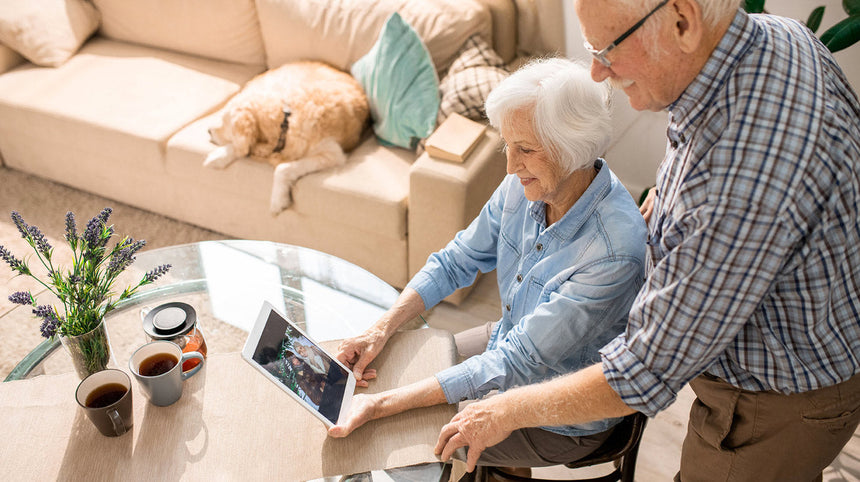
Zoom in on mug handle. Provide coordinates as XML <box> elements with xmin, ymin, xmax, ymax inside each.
<box><xmin>180</xmin><ymin>352</ymin><xmax>205</xmax><ymax>380</ymax></box>
<box><xmin>108</xmin><ymin>408</ymin><xmax>127</xmax><ymax>436</ymax></box>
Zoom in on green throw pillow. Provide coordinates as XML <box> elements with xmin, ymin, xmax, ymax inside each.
<box><xmin>351</xmin><ymin>12</ymin><xmax>439</xmax><ymax>150</ymax></box>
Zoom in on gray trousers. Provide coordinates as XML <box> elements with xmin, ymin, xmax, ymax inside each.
<box><xmin>452</xmin><ymin>322</ymin><xmax>614</xmax><ymax>467</ymax></box>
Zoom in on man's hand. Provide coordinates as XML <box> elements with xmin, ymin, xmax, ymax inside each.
<box><xmin>434</xmin><ymin>398</ymin><xmax>515</xmax><ymax>473</ymax></box>
<box><xmin>327</xmin><ymin>393</ymin><xmax>380</xmax><ymax>437</ymax></box>
<box><xmin>336</xmin><ymin>329</ymin><xmax>388</xmax><ymax>387</ymax></box>
<box><xmin>639</xmin><ymin>186</ymin><xmax>656</xmax><ymax>223</ymax></box>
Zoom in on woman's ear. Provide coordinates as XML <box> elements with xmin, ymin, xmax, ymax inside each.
<box><xmin>672</xmin><ymin>0</ymin><xmax>705</xmax><ymax>54</ymax></box>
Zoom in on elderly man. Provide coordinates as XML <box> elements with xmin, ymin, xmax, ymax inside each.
<box><xmin>434</xmin><ymin>0</ymin><xmax>860</xmax><ymax>480</ymax></box>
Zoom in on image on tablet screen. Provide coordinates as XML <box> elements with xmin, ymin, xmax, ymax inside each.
<box><xmin>251</xmin><ymin>311</ymin><xmax>349</xmax><ymax>424</ymax></box>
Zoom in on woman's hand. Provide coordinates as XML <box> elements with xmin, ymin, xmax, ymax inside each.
<box><xmin>336</xmin><ymin>328</ymin><xmax>388</xmax><ymax>387</ymax></box>
<box><xmin>327</xmin><ymin>393</ymin><xmax>381</xmax><ymax>437</ymax></box>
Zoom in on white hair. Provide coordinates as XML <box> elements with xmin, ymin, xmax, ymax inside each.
<box><xmin>616</xmin><ymin>0</ymin><xmax>740</xmax><ymax>37</ymax></box>
<box><xmin>485</xmin><ymin>57</ymin><xmax>612</xmax><ymax>173</ymax></box>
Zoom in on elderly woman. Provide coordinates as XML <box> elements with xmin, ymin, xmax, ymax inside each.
<box><xmin>329</xmin><ymin>58</ymin><xmax>646</xmax><ymax>469</ymax></box>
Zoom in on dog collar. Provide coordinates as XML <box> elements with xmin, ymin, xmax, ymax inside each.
<box><xmin>273</xmin><ymin>106</ymin><xmax>292</xmax><ymax>153</ymax></box>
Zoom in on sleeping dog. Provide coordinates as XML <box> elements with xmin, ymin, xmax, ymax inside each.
<box><xmin>205</xmin><ymin>61</ymin><xmax>369</xmax><ymax>213</ymax></box>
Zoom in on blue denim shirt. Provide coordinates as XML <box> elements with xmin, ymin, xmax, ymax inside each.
<box><xmin>407</xmin><ymin>159</ymin><xmax>647</xmax><ymax>436</ymax></box>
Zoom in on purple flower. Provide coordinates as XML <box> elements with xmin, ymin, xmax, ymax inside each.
<box><xmin>97</xmin><ymin>207</ymin><xmax>113</xmax><ymax>224</ymax></box>
<box><xmin>0</xmin><ymin>244</ymin><xmax>27</xmax><ymax>274</ymax></box>
<box><xmin>27</xmin><ymin>225</ymin><xmax>52</xmax><ymax>256</ymax></box>
<box><xmin>144</xmin><ymin>264</ymin><xmax>171</xmax><ymax>283</ymax></box>
<box><xmin>64</xmin><ymin>211</ymin><xmax>77</xmax><ymax>242</ymax></box>
<box><xmin>107</xmin><ymin>239</ymin><xmax>145</xmax><ymax>276</ymax></box>
<box><xmin>10</xmin><ymin>211</ymin><xmax>28</xmax><ymax>239</ymax></box>
<box><xmin>8</xmin><ymin>291</ymin><xmax>33</xmax><ymax>306</ymax></box>
<box><xmin>33</xmin><ymin>305</ymin><xmax>62</xmax><ymax>338</ymax></box>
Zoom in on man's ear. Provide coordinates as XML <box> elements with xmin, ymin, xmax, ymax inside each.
<box><xmin>672</xmin><ymin>0</ymin><xmax>704</xmax><ymax>53</ymax></box>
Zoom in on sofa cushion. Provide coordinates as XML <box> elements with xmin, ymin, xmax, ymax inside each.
<box><xmin>255</xmin><ymin>0</ymin><xmax>491</xmax><ymax>73</ymax></box>
<box><xmin>0</xmin><ymin>38</ymin><xmax>263</xmax><ymax>197</ymax></box>
<box><xmin>166</xmin><ymin>113</ymin><xmax>412</xmax><ymax>241</ymax></box>
<box><xmin>438</xmin><ymin>34</ymin><xmax>509</xmax><ymax>124</ymax></box>
<box><xmin>0</xmin><ymin>43</ymin><xmax>24</xmax><ymax>73</ymax></box>
<box><xmin>0</xmin><ymin>0</ymin><xmax>100</xmax><ymax>67</ymax></box>
<box><xmin>351</xmin><ymin>13</ymin><xmax>439</xmax><ymax>150</ymax></box>
<box><xmin>92</xmin><ymin>0</ymin><xmax>265</xmax><ymax>66</ymax></box>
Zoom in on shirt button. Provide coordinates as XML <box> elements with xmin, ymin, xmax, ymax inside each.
<box><xmin>516</xmin><ymin>274</ymin><xmax>523</xmax><ymax>282</ymax></box>
<box><xmin>679</xmin><ymin>133</ymin><xmax>686</xmax><ymax>143</ymax></box>
<box><xmin>505</xmin><ymin>304</ymin><xmax>511</xmax><ymax>311</ymax></box>
<box><xmin>536</xmin><ymin>244</ymin><xmax>543</xmax><ymax>251</ymax></box>
<box><xmin>671</xmin><ymin>140</ymin><xmax>679</xmax><ymax>149</ymax></box>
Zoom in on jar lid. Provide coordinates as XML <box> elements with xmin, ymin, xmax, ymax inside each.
<box><xmin>143</xmin><ymin>302</ymin><xmax>196</xmax><ymax>339</ymax></box>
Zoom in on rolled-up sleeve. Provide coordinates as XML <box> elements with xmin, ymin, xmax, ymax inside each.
<box><xmin>439</xmin><ymin>256</ymin><xmax>644</xmax><ymax>404</ymax></box>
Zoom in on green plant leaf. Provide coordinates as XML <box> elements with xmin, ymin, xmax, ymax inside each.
<box><xmin>807</xmin><ymin>6</ymin><xmax>826</xmax><ymax>33</ymax></box>
<box><xmin>845</xmin><ymin>0</ymin><xmax>860</xmax><ymax>16</ymax></box>
<box><xmin>744</xmin><ymin>0</ymin><xmax>765</xmax><ymax>13</ymax></box>
<box><xmin>821</xmin><ymin>15</ymin><xmax>860</xmax><ymax>52</ymax></box>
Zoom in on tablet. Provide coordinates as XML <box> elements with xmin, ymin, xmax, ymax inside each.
<box><xmin>242</xmin><ymin>301</ymin><xmax>355</xmax><ymax>428</ymax></box>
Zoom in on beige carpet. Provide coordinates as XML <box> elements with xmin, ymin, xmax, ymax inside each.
<box><xmin>0</xmin><ymin>166</ymin><xmax>227</xmax><ymax>379</ymax></box>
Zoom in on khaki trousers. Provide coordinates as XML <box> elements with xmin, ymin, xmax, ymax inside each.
<box><xmin>677</xmin><ymin>372</ymin><xmax>860</xmax><ymax>481</ymax></box>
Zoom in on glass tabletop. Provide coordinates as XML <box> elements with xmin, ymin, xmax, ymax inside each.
<box><xmin>6</xmin><ymin>240</ymin><xmax>424</xmax><ymax>381</ymax></box>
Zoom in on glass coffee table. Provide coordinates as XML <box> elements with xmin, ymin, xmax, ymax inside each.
<box><xmin>7</xmin><ymin>240</ymin><xmax>423</xmax><ymax>380</ymax></box>
<box><xmin>6</xmin><ymin>240</ymin><xmax>450</xmax><ymax>481</ymax></box>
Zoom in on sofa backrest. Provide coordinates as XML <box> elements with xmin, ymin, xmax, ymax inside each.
<box><xmin>91</xmin><ymin>0</ymin><xmax>266</xmax><ymax>66</ymax></box>
<box><xmin>255</xmin><ymin>0</ymin><xmax>493</xmax><ymax>73</ymax></box>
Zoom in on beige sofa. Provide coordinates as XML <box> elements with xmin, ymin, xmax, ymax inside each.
<box><xmin>0</xmin><ymin>0</ymin><xmax>530</xmax><ymax>303</ymax></box>
<box><xmin>0</xmin><ymin>0</ymin><xmax>674</xmax><ymax>305</ymax></box>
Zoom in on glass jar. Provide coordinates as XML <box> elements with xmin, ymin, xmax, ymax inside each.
<box><xmin>142</xmin><ymin>302</ymin><xmax>208</xmax><ymax>371</ymax></box>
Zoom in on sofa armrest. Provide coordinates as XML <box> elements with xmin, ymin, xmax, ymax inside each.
<box><xmin>0</xmin><ymin>44</ymin><xmax>25</xmax><ymax>74</ymax></box>
<box><xmin>409</xmin><ymin>127</ymin><xmax>506</xmax><ymax>305</ymax></box>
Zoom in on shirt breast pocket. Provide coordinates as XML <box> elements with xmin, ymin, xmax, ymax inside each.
<box><xmin>497</xmin><ymin>232</ymin><xmax>521</xmax><ymax>284</ymax></box>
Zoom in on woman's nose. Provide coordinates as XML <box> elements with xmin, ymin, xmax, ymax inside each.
<box><xmin>506</xmin><ymin>151</ymin><xmax>520</xmax><ymax>175</ymax></box>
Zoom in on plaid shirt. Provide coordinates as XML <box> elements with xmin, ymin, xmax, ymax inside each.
<box><xmin>601</xmin><ymin>9</ymin><xmax>860</xmax><ymax>416</ymax></box>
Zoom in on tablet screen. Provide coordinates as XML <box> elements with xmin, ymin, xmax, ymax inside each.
<box><xmin>244</xmin><ymin>304</ymin><xmax>353</xmax><ymax>426</ymax></box>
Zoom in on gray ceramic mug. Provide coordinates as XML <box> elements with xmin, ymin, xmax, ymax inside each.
<box><xmin>75</xmin><ymin>369</ymin><xmax>133</xmax><ymax>436</ymax></box>
<box><xmin>129</xmin><ymin>340</ymin><xmax>204</xmax><ymax>406</ymax></box>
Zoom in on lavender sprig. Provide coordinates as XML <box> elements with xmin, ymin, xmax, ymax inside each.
<box><xmin>8</xmin><ymin>291</ymin><xmax>33</xmax><ymax>306</ymax></box>
<box><xmin>0</xmin><ymin>245</ymin><xmax>29</xmax><ymax>275</ymax></box>
<box><xmin>27</xmin><ymin>225</ymin><xmax>52</xmax><ymax>257</ymax></box>
<box><xmin>3</xmin><ymin>207</ymin><xmax>171</xmax><ymax>340</ymax></box>
<box><xmin>11</xmin><ymin>211</ymin><xmax>28</xmax><ymax>239</ymax></box>
<box><xmin>64</xmin><ymin>211</ymin><xmax>77</xmax><ymax>243</ymax></box>
<box><xmin>106</xmin><ymin>239</ymin><xmax>146</xmax><ymax>277</ymax></box>
<box><xmin>33</xmin><ymin>305</ymin><xmax>62</xmax><ymax>339</ymax></box>
<box><xmin>144</xmin><ymin>264</ymin><xmax>171</xmax><ymax>283</ymax></box>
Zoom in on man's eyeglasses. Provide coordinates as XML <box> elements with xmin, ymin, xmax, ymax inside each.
<box><xmin>583</xmin><ymin>0</ymin><xmax>670</xmax><ymax>68</ymax></box>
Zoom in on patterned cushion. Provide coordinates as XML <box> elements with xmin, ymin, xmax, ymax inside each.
<box><xmin>438</xmin><ymin>34</ymin><xmax>509</xmax><ymax>124</ymax></box>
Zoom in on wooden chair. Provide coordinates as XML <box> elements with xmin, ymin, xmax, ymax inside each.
<box><xmin>483</xmin><ymin>412</ymin><xmax>648</xmax><ymax>482</ymax></box>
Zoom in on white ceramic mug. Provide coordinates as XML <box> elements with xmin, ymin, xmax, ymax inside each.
<box><xmin>129</xmin><ymin>341</ymin><xmax>204</xmax><ymax>406</ymax></box>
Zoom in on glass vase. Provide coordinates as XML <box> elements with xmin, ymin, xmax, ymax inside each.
<box><xmin>60</xmin><ymin>318</ymin><xmax>114</xmax><ymax>379</ymax></box>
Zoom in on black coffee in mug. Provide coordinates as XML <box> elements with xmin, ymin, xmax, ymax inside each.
<box><xmin>85</xmin><ymin>383</ymin><xmax>128</xmax><ymax>408</ymax></box>
<box><xmin>139</xmin><ymin>353</ymin><xmax>179</xmax><ymax>377</ymax></box>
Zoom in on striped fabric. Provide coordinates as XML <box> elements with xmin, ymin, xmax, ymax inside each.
<box><xmin>601</xmin><ymin>9</ymin><xmax>860</xmax><ymax>416</ymax></box>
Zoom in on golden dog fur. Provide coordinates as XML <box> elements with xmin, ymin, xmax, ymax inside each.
<box><xmin>205</xmin><ymin>61</ymin><xmax>369</xmax><ymax>213</ymax></box>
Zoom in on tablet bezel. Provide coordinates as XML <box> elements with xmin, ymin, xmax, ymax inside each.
<box><xmin>241</xmin><ymin>301</ymin><xmax>355</xmax><ymax>428</ymax></box>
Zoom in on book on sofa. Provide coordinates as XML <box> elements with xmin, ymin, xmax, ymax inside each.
<box><xmin>424</xmin><ymin>113</ymin><xmax>486</xmax><ymax>163</ymax></box>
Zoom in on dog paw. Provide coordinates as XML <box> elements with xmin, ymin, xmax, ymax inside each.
<box><xmin>270</xmin><ymin>182</ymin><xmax>292</xmax><ymax>214</ymax></box>
<box><xmin>203</xmin><ymin>146</ymin><xmax>235</xmax><ymax>169</ymax></box>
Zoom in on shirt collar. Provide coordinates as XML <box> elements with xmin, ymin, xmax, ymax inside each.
<box><xmin>531</xmin><ymin>158</ymin><xmax>611</xmax><ymax>238</ymax></box>
<box><xmin>667</xmin><ymin>9</ymin><xmax>757</xmax><ymax>137</ymax></box>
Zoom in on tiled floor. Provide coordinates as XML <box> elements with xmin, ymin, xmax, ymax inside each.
<box><xmin>423</xmin><ymin>271</ymin><xmax>860</xmax><ymax>481</ymax></box>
